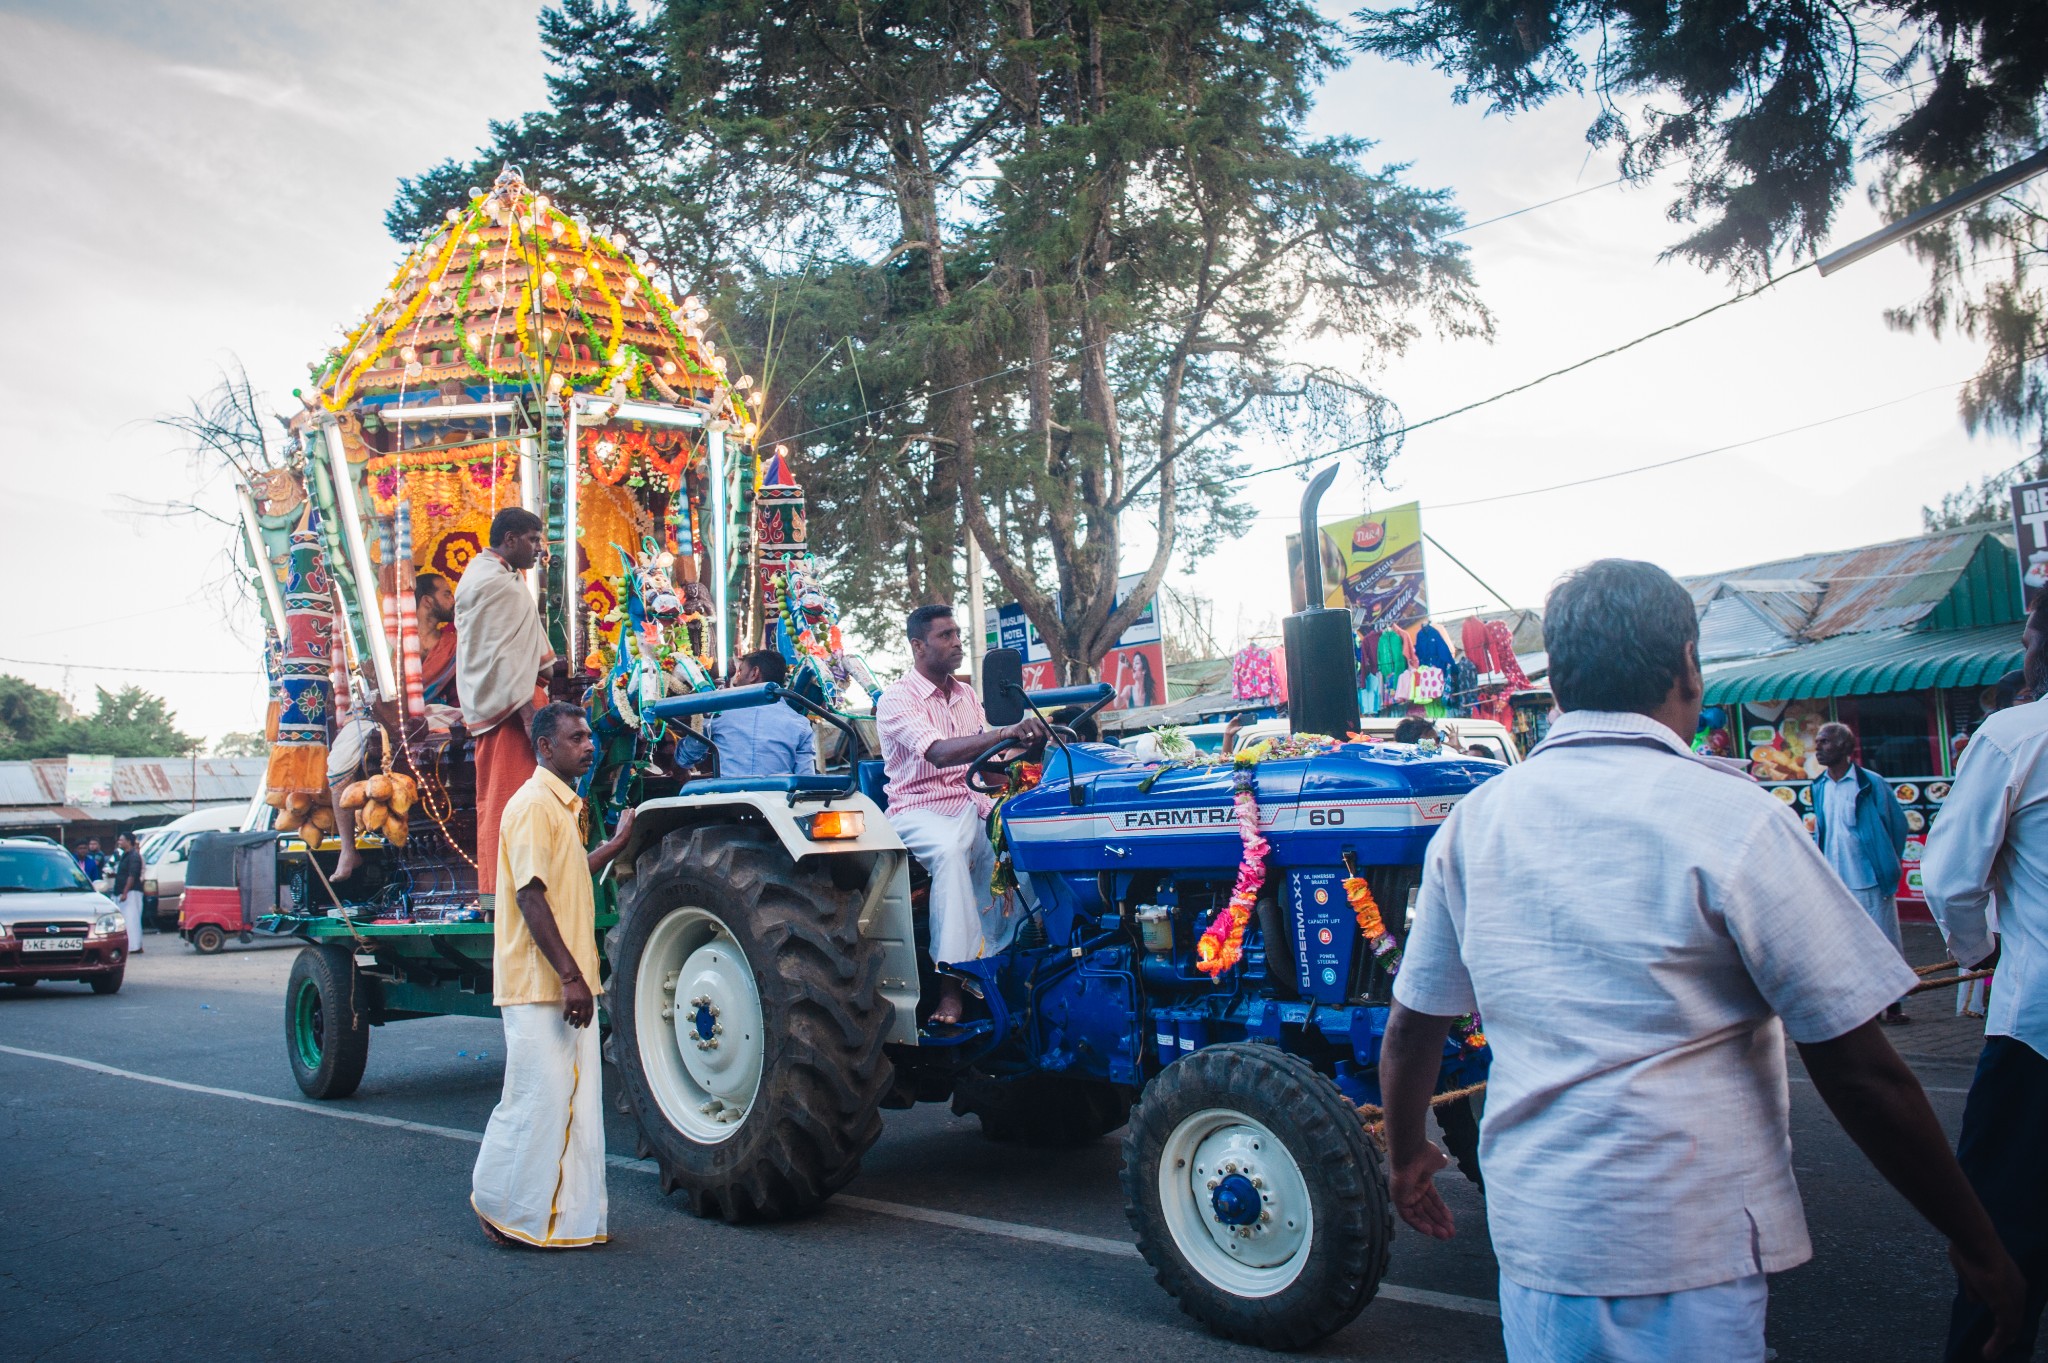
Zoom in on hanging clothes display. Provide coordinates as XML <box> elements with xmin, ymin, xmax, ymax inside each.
<box><xmin>1269</xmin><ymin>644</ymin><xmax>1290</xmax><ymax>704</ymax></box>
<box><xmin>1460</xmin><ymin>616</ymin><xmax>1490</xmax><ymax>675</ymax></box>
<box><xmin>1449</xmin><ymin>656</ymin><xmax>1479</xmax><ymax>712</ymax></box>
<box><xmin>1393</xmin><ymin>621</ymin><xmax>1422</xmax><ymax>668</ymax></box>
<box><xmin>1376</xmin><ymin>629</ymin><xmax>1407</xmax><ymax>683</ymax></box>
<box><xmin>1232</xmin><ymin>644</ymin><xmax>1278</xmax><ymax>701</ymax></box>
<box><xmin>1413</xmin><ymin>666</ymin><xmax>1446</xmax><ymax>701</ymax></box>
<box><xmin>1484</xmin><ymin>619</ymin><xmax>1531</xmax><ymax>690</ymax></box>
<box><xmin>1414</xmin><ymin>622</ymin><xmax>1455</xmax><ymax>674</ymax></box>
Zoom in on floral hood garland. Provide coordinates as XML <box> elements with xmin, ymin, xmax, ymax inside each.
<box><xmin>1187</xmin><ymin>734</ymin><xmax>1336</xmax><ymax>977</ymax></box>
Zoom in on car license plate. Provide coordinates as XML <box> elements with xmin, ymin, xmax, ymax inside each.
<box><xmin>22</xmin><ymin>936</ymin><xmax>81</xmax><ymax>952</ymax></box>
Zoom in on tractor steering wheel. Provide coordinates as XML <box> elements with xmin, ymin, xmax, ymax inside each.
<box><xmin>963</xmin><ymin>725</ymin><xmax>1081</xmax><ymax>795</ymax></box>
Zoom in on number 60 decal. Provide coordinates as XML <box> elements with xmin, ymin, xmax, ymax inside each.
<box><xmin>1307</xmin><ymin>808</ymin><xmax>1346</xmax><ymax>826</ymax></box>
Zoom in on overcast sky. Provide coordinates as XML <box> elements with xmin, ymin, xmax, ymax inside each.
<box><xmin>0</xmin><ymin>1</ymin><xmax>2020</xmax><ymax>744</ymax></box>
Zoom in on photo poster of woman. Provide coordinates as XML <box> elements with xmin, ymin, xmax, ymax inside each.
<box><xmin>989</xmin><ymin>573</ymin><xmax>1166</xmax><ymax>710</ymax></box>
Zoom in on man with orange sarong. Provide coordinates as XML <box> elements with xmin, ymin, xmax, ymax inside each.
<box><xmin>456</xmin><ymin>507</ymin><xmax>554</xmax><ymax>901</ymax></box>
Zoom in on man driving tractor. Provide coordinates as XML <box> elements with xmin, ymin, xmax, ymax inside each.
<box><xmin>874</xmin><ymin>604</ymin><xmax>1046</xmax><ymax>1025</ymax></box>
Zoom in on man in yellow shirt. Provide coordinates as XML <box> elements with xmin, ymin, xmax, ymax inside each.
<box><xmin>471</xmin><ymin>702</ymin><xmax>634</xmax><ymax>1249</ymax></box>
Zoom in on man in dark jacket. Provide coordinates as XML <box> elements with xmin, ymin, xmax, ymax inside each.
<box><xmin>1812</xmin><ymin>721</ymin><xmax>1911</xmax><ymax>1022</ymax></box>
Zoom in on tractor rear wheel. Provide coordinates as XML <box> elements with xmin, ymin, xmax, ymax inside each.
<box><xmin>1123</xmin><ymin>1043</ymin><xmax>1391</xmax><ymax>1349</ymax></box>
<box><xmin>285</xmin><ymin>946</ymin><xmax>369</xmax><ymax>1099</ymax></box>
<box><xmin>952</xmin><ymin>1073</ymin><xmax>1132</xmax><ymax>1146</ymax></box>
<box><xmin>609</xmin><ymin>823</ymin><xmax>893</xmax><ymax>1222</ymax></box>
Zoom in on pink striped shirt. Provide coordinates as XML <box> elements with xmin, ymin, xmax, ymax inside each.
<box><xmin>876</xmin><ymin>668</ymin><xmax>991</xmax><ymax>817</ymax></box>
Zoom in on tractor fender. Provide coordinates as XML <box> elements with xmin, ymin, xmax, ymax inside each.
<box><xmin>622</xmin><ymin>791</ymin><xmax>920</xmax><ymax>1046</ymax></box>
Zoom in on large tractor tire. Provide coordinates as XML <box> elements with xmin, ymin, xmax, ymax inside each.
<box><xmin>285</xmin><ymin>946</ymin><xmax>370</xmax><ymax>1099</ymax></box>
<box><xmin>1123</xmin><ymin>1043</ymin><xmax>1392</xmax><ymax>1349</ymax></box>
<box><xmin>952</xmin><ymin>1072</ymin><xmax>1133</xmax><ymax>1147</ymax></box>
<box><xmin>609</xmin><ymin>823</ymin><xmax>894</xmax><ymax>1222</ymax></box>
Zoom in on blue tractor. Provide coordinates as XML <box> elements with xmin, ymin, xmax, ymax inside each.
<box><xmin>605</xmin><ymin>477</ymin><xmax>1498</xmax><ymax>1349</ymax></box>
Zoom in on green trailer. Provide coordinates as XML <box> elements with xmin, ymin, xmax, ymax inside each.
<box><xmin>265</xmin><ymin>848</ymin><xmax>617</xmax><ymax>1099</ymax></box>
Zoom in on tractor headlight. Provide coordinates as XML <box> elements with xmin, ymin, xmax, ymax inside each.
<box><xmin>93</xmin><ymin>912</ymin><xmax>124</xmax><ymax>938</ymax></box>
<box><xmin>802</xmin><ymin>810</ymin><xmax>865</xmax><ymax>841</ymax></box>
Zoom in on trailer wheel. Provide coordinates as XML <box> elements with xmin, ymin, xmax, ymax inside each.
<box><xmin>610</xmin><ymin>823</ymin><xmax>893</xmax><ymax>1222</ymax></box>
<box><xmin>952</xmin><ymin>1073</ymin><xmax>1133</xmax><ymax>1146</ymax></box>
<box><xmin>192</xmin><ymin>925</ymin><xmax>226</xmax><ymax>955</ymax></box>
<box><xmin>1123</xmin><ymin>1042</ymin><xmax>1391</xmax><ymax>1349</ymax></box>
<box><xmin>286</xmin><ymin>946</ymin><xmax>369</xmax><ymax>1099</ymax></box>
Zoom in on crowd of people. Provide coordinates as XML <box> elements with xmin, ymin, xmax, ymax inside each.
<box><xmin>436</xmin><ymin>502</ymin><xmax>2041</xmax><ymax>1360</ymax></box>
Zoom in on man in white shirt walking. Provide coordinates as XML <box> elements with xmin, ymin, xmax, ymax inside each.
<box><xmin>1378</xmin><ymin>558</ymin><xmax>2021</xmax><ymax>1362</ymax></box>
<box><xmin>1925</xmin><ymin>599</ymin><xmax>2048</xmax><ymax>1360</ymax></box>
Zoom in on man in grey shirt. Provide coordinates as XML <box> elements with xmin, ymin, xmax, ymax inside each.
<box><xmin>707</xmin><ymin>650</ymin><xmax>817</xmax><ymax>779</ymax></box>
<box><xmin>1378</xmin><ymin>559</ymin><xmax>2021</xmax><ymax>1361</ymax></box>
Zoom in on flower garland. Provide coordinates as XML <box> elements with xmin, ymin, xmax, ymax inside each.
<box><xmin>987</xmin><ymin>761</ymin><xmax>1044</xmax><ymax>898</ymax></box>
<box><xmin>1344</xmin><ymin>875</ymin><xmax>1401</xmax><ymax>975</ymax></box>
<box><xmin>1195</xmin><ymin>756</ymin><xmax>1270</xmax><ymax>977</ymax></box>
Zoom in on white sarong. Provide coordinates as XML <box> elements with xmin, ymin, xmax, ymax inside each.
<box><xmin>471</xmin><ymin>1002</ymin><xmax>607</xmax><ymax>1247</ymax></box>
<box><xmin>119</xmin><ymin>890</ymin><xmax>144</xmax><ymax>951</ymax></box>
<box><xmin>889</xmin><ymin>805</ymin><xmax>1015</xmax><ymax>965</ymax></box>
<box><xmin>1500</xmin><ymin>1270</ymin><xmax>1766</xmax><ymax>1363</ymax></box>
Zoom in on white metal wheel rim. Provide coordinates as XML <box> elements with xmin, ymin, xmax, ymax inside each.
<box><xmin>635</xmin><ymin>905</ymin><xmax>763</xmax><ymax>1144</ymax></box>
<box><xmin>1158</xmin><ymin>1106</ymin><xmax>1313</xmax><ymax>1297</ymax></box>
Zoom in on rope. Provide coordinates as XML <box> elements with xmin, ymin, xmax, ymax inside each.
<box><xmin>1354</xmin><ymin>1080</ymin><xmax>1487</xmax><ymax>1131</ymax></box>
<box><xmin>1907</xmin><ymin>969</ymin><xmax>1995</xmax><ymax>996</ymax></box>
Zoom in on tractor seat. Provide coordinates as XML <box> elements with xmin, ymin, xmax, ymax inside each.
<box><xmin>856</xmin><ymin>758</ymin><xmax>890</xmax><ymax>810</ymax></box>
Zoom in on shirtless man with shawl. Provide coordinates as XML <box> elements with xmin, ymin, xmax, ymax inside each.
<box><xmin>457</xmin><ymin>507</ymin><xmax>555</xmax><ymax>901</ymax></box>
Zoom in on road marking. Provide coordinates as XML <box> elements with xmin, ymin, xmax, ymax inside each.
<box><xmin>0</xmin><ymin>1042</ymin><xmax>1499</xmax><ymax>1319</ymax></box>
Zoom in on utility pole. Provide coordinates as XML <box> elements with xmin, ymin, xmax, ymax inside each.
<box><xmin>965</xmin><ymin>533</ymin><xmax>987</xmax><ymax>686</ymax></box>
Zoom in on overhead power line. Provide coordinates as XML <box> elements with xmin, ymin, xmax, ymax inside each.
<box><xmin>1199</xmin><ymin>259</ymin><xmax>1820</xmax><ymax>493</ymax></box>
<box><xmin>0</xmin><ymin>655</ymin><xmax>253</xmax><ymax>678</ymax></box>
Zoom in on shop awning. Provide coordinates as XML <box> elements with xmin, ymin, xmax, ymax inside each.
<box><xmin>1701</xmin><ymin>623</ymin><xmax>2022</xmax><ymax>705</ymax></box>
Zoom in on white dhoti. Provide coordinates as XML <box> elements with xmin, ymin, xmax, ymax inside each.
<box><xmin>889</xmin><ymin>805</ymin><xmax>1016</xmax><ymax>965</ymax></box>
<box><xmin>471</xmin><ymin>1003</ymin><xmax>608</xmax><ymax>1247</ymax></box>
<box><xmin>119</xmin><ymin>890</ymin><xmax>144</xmax><ymax>951</ymax></box>
<box><xmin>1500</xmin><ymin>1270</ymin><xmax>1767</xmax><ymax>1363</ymax></box>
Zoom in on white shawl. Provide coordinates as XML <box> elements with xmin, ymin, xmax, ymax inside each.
<box><xmin>455</xmin><ymin>551</ymin><xmax>552</xmax><ymax>734</ymax></box>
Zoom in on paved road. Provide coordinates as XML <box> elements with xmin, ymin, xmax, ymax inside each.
<box><xmin>0</xmin><ymin>925</ymin><xmax>1983</xmax><ymax>1362</ymax></box>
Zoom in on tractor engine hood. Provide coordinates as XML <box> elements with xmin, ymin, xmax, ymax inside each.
<box><xmin>1001</xmin><ymin>742</ymin><xmax>1502</xmax><ymax>876</ymax></box>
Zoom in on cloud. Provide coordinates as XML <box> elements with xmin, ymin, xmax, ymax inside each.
<box><xmin>156</xmin><ymin>61</ymin><xmax>346</xmax><ymax>126</ymax></box>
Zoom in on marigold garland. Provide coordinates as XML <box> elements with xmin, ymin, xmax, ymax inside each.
<box><xmin>1345</xmin><ymin>875</ymin><xmax>1402</xmax><ymax>975</ymax></box>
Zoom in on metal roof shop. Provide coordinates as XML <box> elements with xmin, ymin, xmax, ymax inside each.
<box><xmin>0</xmin><ymin>757</ymin><xmax>264</xmax><ymax>846</ymax></box>
<box><xmin>1687</xmin><ymin>526</ymin><xmax>2023</xmax><ymax>912</ymax></box>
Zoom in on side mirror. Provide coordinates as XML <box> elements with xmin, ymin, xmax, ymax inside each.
<box><xmin>982</xmin><ymin>648</ymin><xmax>1025</xmax><ymax>727</ymax></box>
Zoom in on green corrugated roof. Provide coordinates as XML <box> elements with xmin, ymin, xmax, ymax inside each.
<box><xmin>1701</xmin><ymin>622</ymin><xmax>2022</xmax><ymax>705</ymax></box>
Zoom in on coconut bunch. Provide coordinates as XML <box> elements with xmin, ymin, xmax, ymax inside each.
<box><xmin>338</xmin><ymin>772</ymin><xmax>416</xmax><ymax>847</ymax></box>
<box><xmin>268</xmin><ymin>788</ymin><xmax>336</xmax><ymax>838</ymax></box>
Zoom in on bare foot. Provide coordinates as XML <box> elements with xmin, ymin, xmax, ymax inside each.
<box><xmin>332</xmin><ymin>846</ymin><xmax>363</xmax><ymax>884</ymax></box>
<box><xmin>477</xmin><ymin>1212</ymin><xmax>519</xmax><ymax>1248</ymax></box>
<box><xmin>928</xmin><ymin>977</ymin><xmax>965</xmax><ymax>1026</ymax></box>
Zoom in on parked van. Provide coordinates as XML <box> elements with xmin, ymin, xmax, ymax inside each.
<box><xmin>133</xmin><ymin>806</ymin><xmax>248</xmax><ymax>928</ymax></box>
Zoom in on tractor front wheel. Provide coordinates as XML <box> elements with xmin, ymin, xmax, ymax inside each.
<box><xmin>609</xmin><ymin>824</ymin><xmax>893</xmax><ymax>1222</ymax></box>
<box><xmin>1123</xmin><ymin>1043</ymin><xmax>1391</xmax><ymax>1349</ymax></box>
